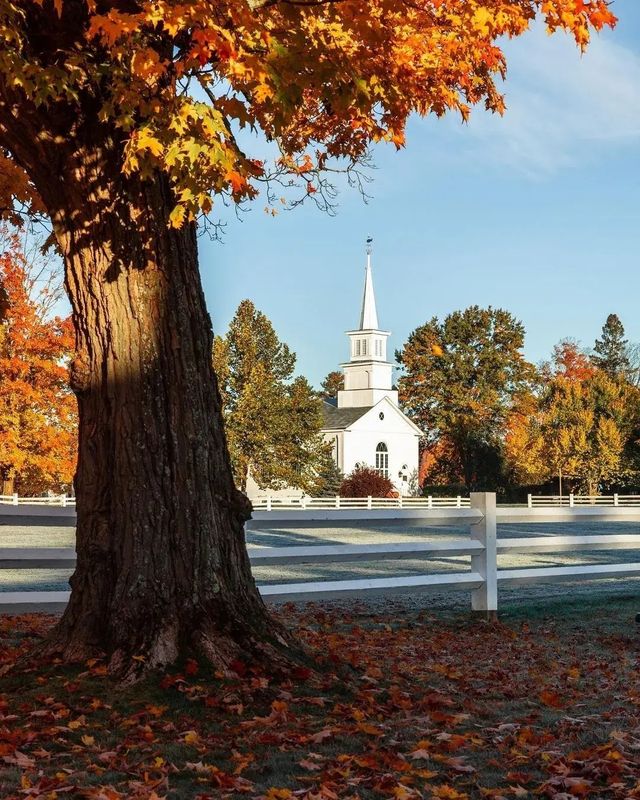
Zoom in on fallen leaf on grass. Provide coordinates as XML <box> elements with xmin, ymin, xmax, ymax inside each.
<box><xmin>539</xmin><ymin>690</ymin><xmax>564</xmax><ymax>708</ymax></box>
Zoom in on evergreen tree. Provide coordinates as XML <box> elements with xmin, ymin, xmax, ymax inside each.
<box><xmin>315</xmin><ymin>457</ymin><xmax>343</xmax><ymax>497</ymax></box>
<box><xmin>214</xmin><ymin>300</ymin><xmax>330</xmax><ymax>494</ymax></box>
<box><xmin>593</xmin><ymin>314</ymin><xmax>630</xmax><ymax>379</ymax></box>
<box><xmin>319</xmin><ymin>371</ymin><xmax>344</xmax><ymax>400</ymax></box>
<box><xmin>397</xmin><ymin>306</ymin><xmax>535</xmax><ymax>491</ymax></box>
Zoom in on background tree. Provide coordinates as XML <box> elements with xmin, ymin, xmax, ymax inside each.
<box><xmin>319</xmin><ymin>371</ymin><xmax>344</xmax><ymax>400</ymax></box>
<box><xmin>504</xmin><ymin>390</ymin><xmax>548</xmax><ymax>487</ymax></box>
<box><xmin>541</xmin><ymin>374</ymin><xmax>625</xmax><ymax>495</ymax></box>
<box><xmin>625</xmin><ymin>343</ymin><xmax>640</xmax><ymax>389</ymax></box>
<box><xmin>397</xmin><ymin>306</ymin><xmax>535</xmax><ymax>491</ymax></box>
<box><xmin>546</xmin><ymin>339</ymin><xmax>597</xmax><ymax>382</ymax></box>
<box><xmin>214</xmin><ymin>300</ymin><xmax>331</xmax><ymax>494</ymax></box>
<box><xmin>0</xmin><ymin>0</ymin><xmax>615</xmax><ymax>677</ymax></box>
<box><xmin>506</xmin><ymin>343</ymin><xmax>628</xmax><ymax>495</ymax></box>
<box><xmin>592</xmin><ymin>314</ymin><xmax>631</xmax><ymax>379</ymax></box>
<box><xmin>0</xmin><ymin>226</ymin><xmax>76</xmax><ymax>496</ymax></box>
<box><xmin>340</xmin><ymin>465</ymin><xmax>394</xmax><ymax>498</ymax></box>
<box><xmin>315</xmin><ymin>457</ymin><xmax>344</xmax><ymax>497</ymax></box>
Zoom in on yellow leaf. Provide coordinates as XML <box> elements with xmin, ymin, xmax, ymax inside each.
<box><xmin>169</xmin><ymin>205</ymin><xmax>187</xmax><ymax>228</ymax></box>
<box><xmin>472</xmin><ymin>8</ymin><xmax>493</xmax><ymax>35</ymax></box>
<box><xmin>136</xmin><ymin>131</ymin><xmax>164</xmax><ymax>158</ymax></box>
<box><xmin>184</xmin><ymin>730</ymin><xmax>200</xmax><ymax>745</ymax></box>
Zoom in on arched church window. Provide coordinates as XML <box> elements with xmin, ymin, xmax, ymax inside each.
<box><xmin>362</xmin><ymin>339</ymin><xmax>367</xmax><ymax>356</ymax></box>
<box><xmin>375</xmin><ymin>442</ymin><xmax>389</xmax><ymax>477</ymax></box>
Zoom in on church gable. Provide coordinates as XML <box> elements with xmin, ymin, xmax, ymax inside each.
<box><xmin>347</xmin><ymin>397</ymin><xmax>422</xmax><ymax>437</ymax></box>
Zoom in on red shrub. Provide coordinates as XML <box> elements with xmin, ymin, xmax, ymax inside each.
<box><xmin>339</xmin><ymin>465</ymin><xmax>395</xmax><ymax>498</ymax></box>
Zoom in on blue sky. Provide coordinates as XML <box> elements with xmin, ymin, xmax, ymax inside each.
<box><xmin>202</xmin><ymin>2</ymin><xmax>640</xmax><ymax>388</ymax></box>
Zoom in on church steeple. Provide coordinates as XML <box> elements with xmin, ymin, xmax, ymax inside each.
<box><xmin>336</xmin><ymin>239</ymin><xmax>399</xmax><ymax>409</ymax></box>
<box><xmin>359</xmin><ymin>244</ymin><xmax>379</xmax><ymax>330</ymax></box>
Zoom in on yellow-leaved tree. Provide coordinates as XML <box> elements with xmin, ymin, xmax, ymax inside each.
<box><xmin>0</xmin><ymin>0</ymin><xmax>616</xmax><ymax>678</ymax></box>
<box><xmin>505</xmin><ymin>342</ymin><xmax>629</xmax><ymax>496</ymax></box>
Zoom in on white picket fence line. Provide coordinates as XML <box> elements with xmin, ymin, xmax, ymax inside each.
<box><xmin>0</xmin><ymin>494</ymin><xmax>468</xmax><ymax>510</ymax></box>
<box><xmin>527</xmin><ymin>493</ymin><xmax>640</xmax><ymax>508</ymax></box>
<box><xmin>0</xmin><ymin>494</ymin><xmax>75</xmax><ymax>507</ymax></box>
<box><xmin>2</xmin><ymin>493</ymin><xmax>640</xmax><ymax>612</ymax></box>
<box><xmin>252</xmin><ymin>495</ymin><xmax>469</xmax><ymax>510</ymax></box>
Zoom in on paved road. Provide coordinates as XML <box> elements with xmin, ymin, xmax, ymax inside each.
<box><xmin>2</xmin><ymin>517</ymin><xmax>640</xmax><ymax>598</ymax></box>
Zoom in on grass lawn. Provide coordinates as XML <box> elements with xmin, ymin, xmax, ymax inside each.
<box><xmin>1</xmin><ymin>595</ymin><xmax>640</xmax><ymax>799</ymax></box>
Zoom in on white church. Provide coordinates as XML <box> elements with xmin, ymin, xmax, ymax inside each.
<box><xmin>321</xmin><ymin>249</ymin><xmax>421</xmax><ymax>495</ymax></box>
<box><xmin>246</xmin><ymin>247</ymin><xmax>421</xmax><ymax>500</ymax></box>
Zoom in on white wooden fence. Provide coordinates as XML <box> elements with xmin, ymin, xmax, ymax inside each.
<box><xmin>527</xmin><ymin>494</ymin><xmax>640</xmax><ymax>508</ymax></box>
<box><xmin>7</xmin><ymin>492</ymin><xmax>640</xmax><ymax>510</ymax></box>
<box><xmin>2</xmin><ymin>493</ymin><xmax>640</xmax><ymax>613</ymax></box>
<box><xmin>0</xmin><ymin>494</ymin><xmax>75</xmax><ymax>507</ymax></box>
<box><xmin>252</xmin><ymin>495</ymin><xmax>469</xmax><ymax>510</ymax></box>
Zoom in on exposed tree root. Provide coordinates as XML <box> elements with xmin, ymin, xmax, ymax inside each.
<box><xmin>32</xmin><ymin>602</ymin><xmax>308</xmax><ymax>686</ymax></box>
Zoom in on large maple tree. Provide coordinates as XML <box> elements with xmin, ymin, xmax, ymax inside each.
<box><xmin>0</xmin><ymin>0</ymin><xmax>615</xmax><ymax>679</ymax></box>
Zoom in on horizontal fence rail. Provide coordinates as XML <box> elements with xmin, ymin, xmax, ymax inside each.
<box><xmin>1</xmin><ymin>494</ymin><xmax>470</xmax><ymax>510</ymax></box>
<box><xmin>252</xmin><ymin>495</ymin><xmax>470</xmax><ymax>510</ymax></box>
<box><xmin>528</xmin><ymin>493</ymin><xmax>640</xmax><ymax>508</ymax></box>
<box><xmin>0</xmin><ymin>494</ymin><xmax>75</xmax><ymax>507</ymax></box>
<box><xmin>4</xmin><ymin>493</ymin><xmax>640</xmax><ymax>509</ymax></box>
<box><xmin>2</xmin><ymin>495</ymin><xmax>640</xmax><ymax>612</ymax></box>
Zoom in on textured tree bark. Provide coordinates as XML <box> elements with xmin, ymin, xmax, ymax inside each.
<box><xmin>49</xmin><ymin>167</ymin><xmax>296</xmax><ymax>680</ymax></box>
<box><xmin>0</xmin><ymin>94</ymin><xmax>296</xmax><ymax>678</ymax></box>
<box><xmin>66</xmin><ymin>170</ymin><xmax>296</xmax><ymax>679</ymax></box>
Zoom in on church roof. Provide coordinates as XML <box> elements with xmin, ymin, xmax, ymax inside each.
<box><xmin>321</xmin><ymin>401</ymin><xmax>371</xmax><ymax>430</ymax></box>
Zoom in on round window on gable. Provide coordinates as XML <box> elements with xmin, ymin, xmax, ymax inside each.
<box><xmin>379</xmin><ymin>412</ymin><xmax>384</xmax><ymax>420</ymax></box>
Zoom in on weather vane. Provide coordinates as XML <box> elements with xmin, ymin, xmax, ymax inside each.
<box><xmin>366</xmin><ymin>235</ymin><xmax>373</xmax><ymax>256</ymax></box>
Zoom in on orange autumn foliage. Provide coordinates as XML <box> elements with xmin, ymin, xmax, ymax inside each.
<box><xmin>550</xmin><ymin>339</ymin><xmax>597</xmax><ymax>382</ymax></box>
<box><xmin>0</xmin><ymin>229</ymin><xmax>77</xmax><ymax>495</ymax></box>
<box><xmin>2</xmin><ymin>603</ymin><xmax>640</xmax><ymax>799</ymax></box>
<box><xmin>0</xmin><ymin>0</ymin><xmax>617</xmax><ymax>225</ymax></box>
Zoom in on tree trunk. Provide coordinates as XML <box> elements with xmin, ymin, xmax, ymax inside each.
<box><xmin>2</xmin><ymin>469</ymin><xmax>15</xmax><ymax>497</ymax></box>
<box><xmin>45</xmin><ymin>168</ymin><xmax>297</xmax><ymax>681</ymax></box>
<box><xmin>0</xmin><ymin>113</ymin><xmax>296</xmax><ymax>678</ymax></box>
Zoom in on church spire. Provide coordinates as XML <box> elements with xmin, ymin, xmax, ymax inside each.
<box><xmin>338</xmin><ymin>238</ymin><xmax>397</xmax><ymax>408</ymax></box>
<box><xmin>359</xmin><ymin>237</ymin><xmax>379</xmax><ymax>330</ymax></box>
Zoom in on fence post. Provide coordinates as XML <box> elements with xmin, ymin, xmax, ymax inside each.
<box><xmin>527</xmin><ymin>494</ymin><xmax>532</xmax><ymax>508</ymax></box>
<box><xmin>61</xmin><ymin>494</ymin><xmax>67</xmax><ymax>508</ymax></box>
<box><xmin>456</xmin><ymin>495</ymin><xmax>461</xmax><ymax>508</ymax></box>
<box><xmin>614</xmin><ymin>493</ymin><xmax>619</xmax><ymax>507</ymax></box>
<box><xmin>427</xmin><ymin>495</ymin><xmax>433</xmax><ymax>509</ymax></box>
<box><xmin>569</xmin><ymin>493</ymin><xmax>574</xmax><ymax>508</ymax></box>
<box><xmin>12</xmin><ymin>493</ymin><xmax>18</xmax><ymax>506</ymax></box>
<box><xmin>399</xmin><ymin>495</ymin><xmax>403</xmax><ymax>508</ymax></box>
<box><xmin>266</xmin><ymin>494</ymin><xmax>272</xmax><ymax>512</ymax></box>
<box><xmin>470</xmin><ymin>492</ymin><xmax>498</xmax><ymax>618</ymax></box>
<box><xmin>335</xmin><ymin>495</ymin><xmax>340</xmax><ymax>509</ymax></box>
